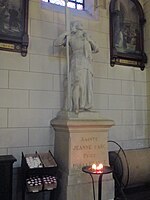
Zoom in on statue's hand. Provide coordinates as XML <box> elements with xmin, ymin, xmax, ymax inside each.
<box><xmin>54</xmin><ymin>32</ymin><xmax>69</xmax><ymax>47</ymax></box>
<box><xmin>83</xmin><ymin>31</ymin><xmax>88</xmax><ymax>39</ymax></box>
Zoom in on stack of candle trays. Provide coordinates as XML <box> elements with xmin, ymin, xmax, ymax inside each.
<box><xmin>25</xmin><ymin>156</ymin><xmax>43</xmax><ymax>168</ymax></box>
<box><xmin>42</xmin><ymin>176</ymin><xmax>57</xmax><ymax>190</ymax></box>
<box><xmin>26</xmin><ymin>176</ymin><xmax>42</xmax><ymax>192</ymax></box>
<box><xmin>26</xmin><ymin>175</ymin><xmax>57</xmax><ymax>192</ymax></box>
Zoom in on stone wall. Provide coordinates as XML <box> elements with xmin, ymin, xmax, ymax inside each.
<box><xmin>0</xmin><ymin>0</ymin><xmax>148</xmax><ymax>167</ymax></box>
<box><xmin>144</xmin><ymin>0</ymin><xmax>150</xmax><ymax>146</ymax></box>
<box><xmin>0</xmin><ymin>0</ymin><xmax>149</xmax><ymax>198</ymax></box>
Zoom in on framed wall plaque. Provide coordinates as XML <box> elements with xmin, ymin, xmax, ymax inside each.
<box><xmin>109</xmin><ymin>0</ymin><xmax>147</xmax><ymax>70</ymax></box>
<box><xmin>0</xmin><ymin>0</ymin><xmax>29</xmax><ymax>56</ymax></box>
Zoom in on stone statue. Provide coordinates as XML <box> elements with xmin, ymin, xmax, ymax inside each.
<box><xmin>54</xmin><ymin>21</ymin><xmax>99</xmax><ymax>114</ymax></box>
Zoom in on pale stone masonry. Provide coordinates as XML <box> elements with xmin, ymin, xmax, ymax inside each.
<box><xmin>0</xmin><ymin>0</ymin><xmax>149</xmax><ymax>170</ymax></box>
<box><xmin>0</xmin><ymin>0</ymin><xmax>148</xmax><ymax>199</ymax></box>
<box><xmin>51</xmin><ymin>114</ymin><xmax>115</xmax><ymax>200</ymax></box>
<box><xmin>144</xmin><ymin>0</ymin><xmax>150</xmax><ymax>147</ymax></box>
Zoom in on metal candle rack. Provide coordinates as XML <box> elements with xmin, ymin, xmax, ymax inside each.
<box><xmin>21</xmin><ymin>151</ymin><xmax>58</xmax><ymax>200</ymax></box>
<box><xmin>82</xmin><ymin>165</ymin><xmax>113</xmax><ymax>200</ymax></box>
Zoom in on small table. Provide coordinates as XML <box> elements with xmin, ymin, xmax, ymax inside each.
<box><xmin>82</xmin><ymin>166</ymin><xmax>113</xmax><ymax>200</ymax></box>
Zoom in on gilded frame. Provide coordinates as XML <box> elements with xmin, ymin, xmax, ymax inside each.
<box><xmin>109</xmin><ymin>0</ymin><xmax>147</xmax><ymax>70</ymax></box>
<box><xmin>0</xmin><ymin>0</ymin><xmax>29</xmax><ymax>56</ymax></box>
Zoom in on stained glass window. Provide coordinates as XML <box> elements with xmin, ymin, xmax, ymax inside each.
<box><xmin>42</xmin><ymin>0</ymin><xmax>84</xmax><ymax>10</ymax></box>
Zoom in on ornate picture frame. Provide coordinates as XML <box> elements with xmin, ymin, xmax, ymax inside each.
<box><xmin>109</xmin><ymin>0</ymin><xmax>147</xmax><ymax>70</ymax></box>
<box><xmin>0</xmin><ymin>0</ymin><xmax>29</xmax><ymax>56</ymax></box>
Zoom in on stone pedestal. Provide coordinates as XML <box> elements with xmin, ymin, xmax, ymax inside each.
<box><xmin>51</xmin><ymin>112</ymin><xmax>115</xmax><ymax>200</ymax></box>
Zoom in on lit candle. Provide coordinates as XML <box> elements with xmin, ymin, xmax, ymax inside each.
<box><xmin>91</xmin><ymin>163</ymin><xmax>103</xmax><ymax>173</ymax></box>
<box><xmin>97</xmin><ymin>163</ymin><xmax>103</xmax><ymax>170</ymax></box>
<box><xmin>92</xmin><ymin>164</ymin><xmax>97</xmax><ymax>170</ymax></box>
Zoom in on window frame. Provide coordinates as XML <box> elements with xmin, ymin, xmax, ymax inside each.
<box><xmin>41</xmin><ymin>0</ymin><xmax>99</xmax><ymax>19</ymax></box>
<box><xmin>42</xmin><ymin>0</ymin><xmax>84</xmax><ymax>11</ymax></box>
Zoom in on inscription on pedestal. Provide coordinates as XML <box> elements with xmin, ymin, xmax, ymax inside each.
<box><xmin>71</xmin><ymin>134</ymin><xmax>108</xmax><ymax>170</ymax></box>
<box><xmin>51</xmin><ymin>117</ymin><xmax>114</xmax><ymax>200</ymax></box>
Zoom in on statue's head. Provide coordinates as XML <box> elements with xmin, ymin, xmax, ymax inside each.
<box><xmin>70</xmin><ymin>21</ymin><xmax>83</xmax><ymax>33</ymax></box>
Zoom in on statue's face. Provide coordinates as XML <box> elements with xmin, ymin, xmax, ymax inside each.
<box><xmin>76</xmin><ymin>22</ymin><xmax>83</xmax><ymax>30</ymax></box>
<box><xmin>71</xmin><ymin>25</ymin><xmax>77</xmax><ymax>33</ymax></box>
<box><xmin>71</xmin><ymin>21</ymin><xmax>83</xmax><ymax>33</ymax></box>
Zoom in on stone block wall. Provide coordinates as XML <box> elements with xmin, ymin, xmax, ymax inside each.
<box><xmin>144</xmin><ymin>0</ymin><xmax>150</xmax><ymax>146</ymax></box>
<box><xmin>0</xmin><ymin>0</ymin><xmax>149</xmax><ymax>198</ymax></box>
<box><xmin>0</xmin><ymin>0</ymin><xmax>148</xmax><ymax>167</ymax></box>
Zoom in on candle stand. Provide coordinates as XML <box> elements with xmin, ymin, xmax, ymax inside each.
<box><xmin>82</xmin><ymin>166</ymin><xmax>113</xmax><ymax>200</ymax></box>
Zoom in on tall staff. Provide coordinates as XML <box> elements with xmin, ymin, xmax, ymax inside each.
<box><xmin>65</xmin><ymin>0</ymin><xmax>71</xmax><ymax>111</ymax></box>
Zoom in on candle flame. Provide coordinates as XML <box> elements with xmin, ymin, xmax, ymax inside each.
<box><xmin>97</xmin><ymin>163</ymin><xmax>103</xmax><ymax>170</ymax></box>
<box><xmin>92</xmin><ymin>163</ymin><xmax>103</xmax><ymax>171</ymax></box>
<box><xmin>92</xmin><ymin>164</ymin><xmax>97</xmax><ymax>170</ymax></box>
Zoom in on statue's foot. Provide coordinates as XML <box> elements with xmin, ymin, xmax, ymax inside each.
<box><xmin>79</xmin><ymin>107</ymin><xmax>91</xmax><ymax>112</ymax></box>
<box><xmin>84</xmin><ymin>106</ymin><xmax>92</xmax><ymax>111</ymax></box>
<box><xmin>85</xmin><ymin>108</ymin><xmax>91</xmax><ymax>112</ymax></box>
<box><xmin>75</xmin><ymin>109</ymin><xmax>79</xmax><ymax>114</ymax></box>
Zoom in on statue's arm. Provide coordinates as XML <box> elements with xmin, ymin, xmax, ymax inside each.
<box><xmin>84</xmin><ymin>33</ymin><xmax>99</xmax><ymax>53</ymax></box>
<box><xmin>89</xmin><ymin>39</ymin><xmax>99</xmax><ymax>53</ymax></box>
<box><xmin>54</xmin><ymin>32</ymin><xmax>68</xmax><ymax>47</ymax></box>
